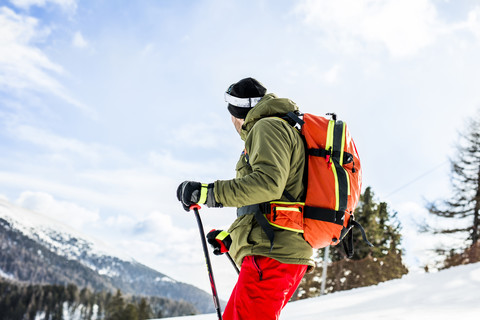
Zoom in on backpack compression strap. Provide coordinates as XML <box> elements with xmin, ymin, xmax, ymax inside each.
<box><xmin>303</xmin><ymin>207</ymin><xmax>345</xmax><ymax>226</ymax></box>
<box><xmin>341</xmin><ymin>218</ymin><xmax>374</xmax><ymax>258</ymax></box>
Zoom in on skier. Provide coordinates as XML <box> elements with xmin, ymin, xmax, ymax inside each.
<box><xmin>177</xmin><ymin>77</ymin><xmax>314</xmax><ymax>320</ymax></box>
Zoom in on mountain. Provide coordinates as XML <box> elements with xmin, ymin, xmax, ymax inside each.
<box><xmin>169</xmin><ymin>261</ymin><xmax>480</xmax><ymax>320</ymax></box>
<box><xmin>0</xmin><ymin>198</ymin><xmax>214</xmax><ymax>314</ymax></box>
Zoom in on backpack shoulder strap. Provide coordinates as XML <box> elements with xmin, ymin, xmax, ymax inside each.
<box><xmin>285</xmin><ymin>111</ymin><xmax>305</xmax><ymax>126</ymax></box>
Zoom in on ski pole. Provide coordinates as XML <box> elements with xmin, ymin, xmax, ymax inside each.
<box><xmin>190</xmin><ymin>204</ymin><xmax>223</xmax><ymax>320</ymax></box>
<box><xmin>226</xmin><ymin>252</ymin><xmax>240</xmax><ymax>275</ymax></box>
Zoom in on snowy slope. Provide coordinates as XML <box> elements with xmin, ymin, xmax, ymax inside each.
<box><xmin>166</xmin><ymin>262</ymin><xmax>480</xmax><ymax>320</ymax></box>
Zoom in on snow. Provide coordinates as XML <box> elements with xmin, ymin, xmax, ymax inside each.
<box><xmin>164</xmin><ymin>262</ymin><xmax>480</xmax><ymax>320</ymax></box>
<box><xmin>155</xmin><ymin>276</ymin><xmax>176</xmax><ymax>283</ymax></box>
<box><xmin>97</xmin><ymin>267</ymin><xmax>120</xmax><ymax>277</ymax></box>
<box><xmin>0</xmin><ymin>267</ymin><xmax>15</xmax><ymax>280</ymax></box>
<box><xmin>63</xmin><ymin>302</ymin><xmax>82</xmax><ymax>320</ymax></box>
<box><xmin>0</xmin><ymin>198</ymin><xmax>134</xmax><ymax>263</ymax></box>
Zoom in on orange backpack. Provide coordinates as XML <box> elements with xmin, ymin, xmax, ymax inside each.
<box><xmin>261</xmin><ymin>112</ymin><xmax>372</xmax><ymax>257</ymax></box>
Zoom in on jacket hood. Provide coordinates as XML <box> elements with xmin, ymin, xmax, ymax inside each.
<box><xmin>240</xmin><ymin>93</ymin><xmax>299</xmax><ymax>140</ymax></box>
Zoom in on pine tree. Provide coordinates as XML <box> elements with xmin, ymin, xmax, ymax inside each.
<box><xmin>105</xmin><ymin>289</ymin><xmax>126</xmax><ymax>320</ymax></box>
<box><xmin>137</xmin><ymin>298</ymin><xmax>152</xmax><ymax>320</ymax></box>
<box><xmin>293</xmin><ymin>186</ymin><xmax>408</xmax><ymax>299</ymax></box>
<box><xmin>426</xmin><ymin>110</ymin><xmax>480</xmax><ymax>251</ymax></box>
<box><xmin>123</xmin><ymin>303</ymin><xmax>138</xmax><ymax>320</ymax></box>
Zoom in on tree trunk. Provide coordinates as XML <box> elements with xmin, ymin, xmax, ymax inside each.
<box><xmin>474</xmin><ymin>163</ymin><xmax>480</xmax><ymax>245</ymax></box>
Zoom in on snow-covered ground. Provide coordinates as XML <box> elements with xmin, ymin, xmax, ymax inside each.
<box><xmin>166</xmin><ymin>262</ymin><xmax>480</xmax><ymax>320</ymax></box>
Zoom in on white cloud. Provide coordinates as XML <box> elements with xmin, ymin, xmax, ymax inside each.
<box><xmin>322</xmin><ymin>64</ymin><xmax>342</xmax><ymax>84</ymax></box>
<box><xmin>15</xmin><ymin>191</ymin><xmax>99</xmax><ymax>229</ymax></box>
<box><xmin>9</xmin><ymin>0</ymin><xmax>77</xmax><ymax>11</ymax></box>
<box><xmin>105</xmin><ymin>214</ymin><xmax>136</xmax><ymax>228</ymax></box>
<box><xmin>107</xmin><ymin>210</ymin><xmax>216</xmax><ymax>291</ymax></box>
<box><xmin>296</xmin><ymin>0</ymin><xmax>444</xmax><ymax>58</ymax></box>
<box><xmin>0</xmin><ymin>171</ymin><xmax>111</xmax><ymax>206</ymax></box>
<box><xmin>102</xmin><ymin>209</ymin><xmax>201</xmax><ymax>261</ymax></box>
<box><xmin>453</xmin><ymin>6</ymin><xmax>480</xmax><ymax>39</ymax></box>
<box><xmin>0</xmin><ymin>7</ymin><xmax>95</xmax><ymax>117</ymax></box>
<box><xmin>0</xmin><ymin>7</ymin><xmax>63</xmax><ymax>85</ymax></box>
<box><xmin>140</xmin><ymin>43</ymin><xmax>155</xmax><ymax>57</ymax></box>
<box><xmin>10</xmin><ymin>124</ymin><xmax>106</xmax><ymax>163</ymax></box>
<box><xmin>0</xmin><ymin>170</ymin><xmax>171</xmax><ymax>218</ymax></box>
<box><xmin>133</xmin><ymin>211</ymin><xmax>196</xmax><ymax>243</ymax></box>
<box><xmin>174</xmin><ymin>122</ymin><xmax>227</xmax><ymax>149</ymax></box>
<box><xmin>72</xmin><ymin>31</ymin><xmax>88</xmax><ymax>48</ymax></box>
<box><xmin>148</xmin><ymin>150</ymin><xmax>214</xmax><ymax>175</ymax></box>
<box><xmin>467</xmin><ymin>7</ymin><xmax>480</xmax><ymax>38</ymax></box>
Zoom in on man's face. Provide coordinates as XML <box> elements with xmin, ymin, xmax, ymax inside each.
<box><xmin>231</xmin><ymin>115</ymin><xmax>244</xmax><ymax>135</ymax></box>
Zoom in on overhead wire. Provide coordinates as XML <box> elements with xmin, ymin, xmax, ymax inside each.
<box><xmin>384</xmin><ymin>160</ymin><xmax>449</xmax><ymax>199</ymax></box>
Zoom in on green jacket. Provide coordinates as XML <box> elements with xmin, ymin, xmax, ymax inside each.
<box><xmin>214</xmin><ymin>93</ymin><xmax>314</xmax><ymax>268</ymax></box>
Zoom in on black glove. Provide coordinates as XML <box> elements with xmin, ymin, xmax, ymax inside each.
<box><xmin>176</xmin><ymin>181</ymin><xmax>222</xmax><ymax>211</ymax></box>
<box><xmin>206</xmin><ymin>229</ymin><xmax>232</xmax><ymax>255</ymax></box>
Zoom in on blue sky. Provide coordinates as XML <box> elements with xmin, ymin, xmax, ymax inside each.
<box><xmin>1</xmin><ymin>0</ymin><xmax>480</xmax><ymax>297</ymax></box>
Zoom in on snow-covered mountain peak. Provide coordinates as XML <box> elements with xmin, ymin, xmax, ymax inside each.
<box><xmin>0</xmin><ymin>198</ymin><xmax>215</xmax><ymax>313</ymax></box>
<box><xmin>0</xmin><ymin>198</ymin><xmax>133</xmax><ymax>264</ymax></box>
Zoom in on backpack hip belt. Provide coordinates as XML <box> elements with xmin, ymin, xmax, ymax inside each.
<box><xmin>236</xmin><ymin>200</ymin><xmax>371</xmax><ymax>257</ymax></box>
<box><xmin>263</xmin><ymin>201</ymin><xmax>350</xmax><ymax>246</ymax></box>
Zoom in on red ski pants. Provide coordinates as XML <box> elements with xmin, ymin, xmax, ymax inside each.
<box><xmin>223</xmin><ymin>255</ymin><xmax>307</xmax><ymax>320</ymax></box>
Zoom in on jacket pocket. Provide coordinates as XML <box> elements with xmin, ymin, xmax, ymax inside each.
<box><xmin>251</xmin><ymin>256</ymin><xmax>263</xmax><ymax>281</ymax></box>
<box><xmin>235</xmin><ymin>154</ymin><xmax>251</xmax><ymax>177</ymax></box>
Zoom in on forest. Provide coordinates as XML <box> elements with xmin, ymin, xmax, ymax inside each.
<box><xmin>0</xmin><ymin>280</ymin><xmax>197</xmax><ymax>320</ymax></box>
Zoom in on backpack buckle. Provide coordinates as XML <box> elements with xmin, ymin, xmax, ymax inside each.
<box><xmin>326</xmin><ymin>147</ymin><xmax>333</xmax><ymax>169</ymax></box>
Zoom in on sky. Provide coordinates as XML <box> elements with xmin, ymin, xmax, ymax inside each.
<box><xmin>1</xmin><ymin>0</ymin><xmax>480</xmax><ymax>298</ymax></box>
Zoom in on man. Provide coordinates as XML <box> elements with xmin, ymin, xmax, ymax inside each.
<box><xmin>177</xmin><ymin>77</ymin><xmax>314</xmax><ymax>320</ymax></box>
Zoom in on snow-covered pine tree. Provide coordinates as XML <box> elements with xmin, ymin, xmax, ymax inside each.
<box><xmin>426</xmin><ymin>110</ymin><xmax>480</xmax><ymax>265</ymax></box>
<box><xmin>427</xmin><ymin>111</ymin><xmax>480</xmax><ymax>245</ymax></box>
